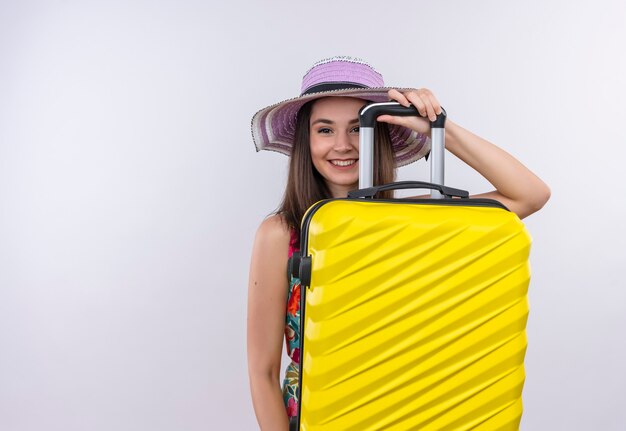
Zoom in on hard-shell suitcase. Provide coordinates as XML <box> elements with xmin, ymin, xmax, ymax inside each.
<box><xmin>291</xmin><ymin>103</ymin><xmax>531</xmax><ymax>430</ymax></box>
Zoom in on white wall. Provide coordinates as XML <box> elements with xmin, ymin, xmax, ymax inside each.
<box><xmin>1</xmin><ymin>0</ymin><xmax>624</xmax><ymax>429</ymax></box>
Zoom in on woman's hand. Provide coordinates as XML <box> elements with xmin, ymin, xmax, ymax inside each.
<box><xmin>376</xmin><ymin>88</ymin><xmax>442</xmax><ymax>135</ymax></box>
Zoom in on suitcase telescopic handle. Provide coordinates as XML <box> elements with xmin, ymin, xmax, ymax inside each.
<box><xmin>347</xmin><ymin>180</ymin><xmax>468</xmax><ymax>199</ymax></box>
<box><xmin>358</xmin><ymin>102</ymin><xmax>447</xmax><ymax>198</ymax></box>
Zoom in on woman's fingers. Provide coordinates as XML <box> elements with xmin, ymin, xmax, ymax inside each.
<box><xmin>406</xmin><ymin>92</ymin><xmax>429</xmax><ymax>118</ymax></box>
<box><xmin>377</xmin><ymin>114</ymin><xmax>430</xmax><ymax>135</ymax></box>
<box><xmin>387</xmin><ymin>88</ymin><xmax>410</xmax><ymax>107</ymax></box>
<box><xmin>427</xmin><ymin>92</ymin><xmax>443</xmax><ymax>115</ymax></box>
<box><xmin>383</xmin><ymin>88</ymin><xmax>442</xmax><ymax>133</ymax></box>
<box><xmin>425</xmin><ymin>92</ymin><xmax>443</xmax><ymax>122</ymax></box>
<box><xmin>391</xmin><ymin>88</ymin><xmax>441</xmax><ymax>122</ymax></box>
<box><xmin>377</xmin><ymin>114</ymin><xmax>408</xmax><ymax>126</ymax></box>
<box><xmin>406</xmin><ymin>89</ymin><xmax>438</xmax><ymax>121</ymax></box>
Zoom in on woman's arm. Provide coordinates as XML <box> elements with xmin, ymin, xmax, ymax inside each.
<box><xmin>379</xmin><ymin>88</ymin><xmax>551</xmax><ymax>219</ymax></box>
<box><xmin>247</xmin><ymin>215</ymin><xmax>290</xmax><ymax>431</ymax></box>
<box><xmin>444</xmin><ymin>120</ymin><xmax>551</xmax><ymax>219</ymax></box>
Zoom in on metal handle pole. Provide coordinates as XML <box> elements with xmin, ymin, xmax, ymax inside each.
<box><xmin>359</xmin><ymin>127</ymin><xmax>375</xmax><ymax>189</ymax></box>
<box><xmin>430</xmin><ymin>127</ymin><xmax>445</xmax><ymax>199</ymax></box>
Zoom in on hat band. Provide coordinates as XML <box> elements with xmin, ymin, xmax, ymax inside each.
<box><xmin>301</xmin><ymin>82</ymin><xmax>367</xmax><ymax>96</ymax></box>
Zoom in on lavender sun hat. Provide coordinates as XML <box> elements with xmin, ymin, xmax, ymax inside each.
<box><xmin>250</xmin><ymin>56</ymin><xmax>431</xmax><ymax>167</ymax></box>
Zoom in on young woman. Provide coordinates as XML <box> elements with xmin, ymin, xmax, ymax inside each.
<box><xmin>247</xmin><ymin>56</ymin><xmax>550</xmax><ymax>430</ymax></box>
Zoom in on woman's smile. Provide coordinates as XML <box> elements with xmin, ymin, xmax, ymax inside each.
<box><xmin>329</xmin><ymin>159</ymin><xmax>358</xmax><ymax>168</ymax></box>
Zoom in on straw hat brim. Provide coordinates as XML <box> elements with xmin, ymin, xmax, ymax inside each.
<box><xmin>251</xmin><ymin>87</ymin><xmax>430</xmax><ymax>167</ymax></box>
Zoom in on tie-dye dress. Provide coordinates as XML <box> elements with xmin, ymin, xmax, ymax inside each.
<box><xmin>283</xmin><ymin>230</ymin><xmax>301</xmax><ymax>418</ymax></box>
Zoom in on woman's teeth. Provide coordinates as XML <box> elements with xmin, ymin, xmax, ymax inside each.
<box><xmin>330</xmin><ymin>160</ymin><xmax>356</xmax><ymax>167</ymax></box>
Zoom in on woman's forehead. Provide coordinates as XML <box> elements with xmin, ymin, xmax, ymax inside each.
<box><xmin>310</xmin><ymin>97</ymin><xmax>366</xmax><ymax>121</ymax></box>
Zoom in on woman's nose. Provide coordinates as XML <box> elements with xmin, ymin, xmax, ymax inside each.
<box><xmin>333</xmin><ymin>132</ymin><xmax>354</xmax><ymax>152</ymax></box>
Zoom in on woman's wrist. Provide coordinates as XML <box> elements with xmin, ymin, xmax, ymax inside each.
<box><xmin>442</xmin><ymin>119</ymin><xmax>462</xmax><ymax>153</ymax></box>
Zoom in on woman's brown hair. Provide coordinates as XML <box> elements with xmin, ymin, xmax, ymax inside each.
<box><xmin>278</xmin><ymin>98</ymin><xmax>396</xmax><ymax>238</ymax></box>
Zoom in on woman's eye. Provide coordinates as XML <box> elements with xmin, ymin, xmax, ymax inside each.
<box><xmin>317</xmin><ymin>127</ymin><xmax>332</xmax><ymax>134</ymax></box>
<box><xmin>350</xmin><ymin>126</ymin><xmax>360</xmax><ymax>133</ymax></box>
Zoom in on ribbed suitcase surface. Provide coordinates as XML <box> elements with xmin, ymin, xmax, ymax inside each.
<box><xmin>298</xmin><ymin>199</ymin><xmax>531</xmax><ymax>431</ymax></box>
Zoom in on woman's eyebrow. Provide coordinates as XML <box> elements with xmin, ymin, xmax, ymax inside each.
<box><xmin>311</xmin><ymin>118</ymin><xmax>333</xmax><ymax>126</ymax></box>
<box><xmin>311</xmin><ymin>118</ymin><xmax>359</xmax><ymax>126</ymax></box>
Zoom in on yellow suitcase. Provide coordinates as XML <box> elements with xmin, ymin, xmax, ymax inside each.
<box><xmin>291</xmin><ymin>104</ymin><xmax>531</xmax><ymax>430</ymax></box>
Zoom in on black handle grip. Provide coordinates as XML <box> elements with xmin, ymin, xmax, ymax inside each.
<box><xmin>348</xmin><ymin>181</ymin><xmax>469</xmax><ymax>199</ymax></box>
<box><xmin>359</xmin><ymin>102</ymin><xmax>446</xmax><ymax>128</ymax></box>
<box><xmin>287</xmin><ymin>253</ymin><xmax>301</xmax><ymax>280</ymax></box>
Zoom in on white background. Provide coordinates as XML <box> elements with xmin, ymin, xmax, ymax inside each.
<box><xmin>1</xmin><ymin>1</ymin><xmax>625</xmax><ymax>430</ymax></box>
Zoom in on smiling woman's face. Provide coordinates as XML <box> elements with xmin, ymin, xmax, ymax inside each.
<box><xmin>309</xmin><ymin>97</ymin><xmax>365</xmax><ymax>198</ymax></box>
